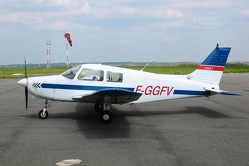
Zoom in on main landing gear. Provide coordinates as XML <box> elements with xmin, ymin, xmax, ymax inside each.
<box><xmin>38</xmin><ymin>100</ymin><xmax>50</xmax><ymax>119</ymax></box>
<box><xmin>94</xmin><ymin>103</ymin><xmax>113</xmax><ymax>123</ymax></box>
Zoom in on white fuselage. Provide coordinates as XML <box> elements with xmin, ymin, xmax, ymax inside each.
<box><xmin>24</xmin><ymin>64</ymin><xmax>217</xmax><ymax>104</ymax></box>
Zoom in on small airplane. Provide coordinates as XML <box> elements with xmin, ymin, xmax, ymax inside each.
<box><xmin>18</xmin><ymin>44</ymin><xmax>241</xmax><ymax>123</ymax></box>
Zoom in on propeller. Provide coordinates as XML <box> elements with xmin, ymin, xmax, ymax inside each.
<box><xmin>24</xmin><ymin>57</ymin><xmax>28</xmax><ymax>109</ymax></box>
<box><xmin>25</xmin><ymin>86</ymin><xmax>28</xmax><ymax>109</ymax></box>
<box><xmin>17</xmin><ymin>57</ymin><xmax>29</xmax><ymax>109</ymax></box>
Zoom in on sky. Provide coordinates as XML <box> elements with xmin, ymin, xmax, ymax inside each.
<box><xmin>0</xmin><ymin>0</ymin><xmax>249</xmax><ymax>65</ymax></box>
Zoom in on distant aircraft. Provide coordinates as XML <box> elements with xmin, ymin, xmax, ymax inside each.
<box><xmin>18</xmin><ymin>44</ymin><xmax>241</xmax><ymax>123</ymax></box>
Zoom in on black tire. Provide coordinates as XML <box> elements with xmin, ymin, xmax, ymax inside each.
<box><xmin>94</xmin><ymin>103</ymin><xmax>103</xmax><ymax>112</ymax></box>
<box><xmin>38</xmin><ymin>110</ymin><xmax>49</xmax><ymax>119</ymax></box>
<box><xmin>99</xmin><ymin>110</ymin><xmax>113</xmax><ymax>123</ymax></box>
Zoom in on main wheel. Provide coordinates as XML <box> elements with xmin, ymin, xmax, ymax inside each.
<box><xmin>38</xmin><ymin>110</ymin><xmax>49</xmax><ymax>119</ymax></box>
<box><xmin>94</xmin><ymin>103</ymin><xmax>103</xmax><ymax>112</ymax></box>
<box><xmin>99</xmin><ymin>110</ymin><xmax>113</xmax><ymax>123</ymax></box>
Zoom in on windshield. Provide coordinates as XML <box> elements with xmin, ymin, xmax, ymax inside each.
<box><xmin>61</xmin><ymin>65</ymin><xmax>81</xmax><ymax>79</ymax></box>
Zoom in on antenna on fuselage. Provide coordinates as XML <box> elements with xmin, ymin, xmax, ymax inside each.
<box><xmin>141</xmin><ymin>59</ymin><xmax>153</xmax><ymax>71</ymax></box>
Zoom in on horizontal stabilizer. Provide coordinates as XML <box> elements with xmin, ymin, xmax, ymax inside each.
<box><xmin>73</xmin><ymin>88</ymin><xmax>142</xmax><ymax>104</ymax></box>
<box><xmin>219</xmin><ymin>91</ymin><xmax>242</xmax><ymax>96</ymax></box>
<box><xmin>205</xmin><ymin>88</ymin><xmax>241</xmax><ymax>96</ymax></box>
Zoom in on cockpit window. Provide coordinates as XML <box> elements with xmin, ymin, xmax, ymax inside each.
<box><xmin>61</xmin><ymin>65</ymin><xmax>81</xmax><ymax>80</ymax></box>
<box><xmin>78</xmin><ymin>68</ymin><xmax>104</xmax><ymax>81</ymax></box>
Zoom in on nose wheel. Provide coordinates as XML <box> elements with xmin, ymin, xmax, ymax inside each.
<box><xmin>38</xmin><ymin>100</ymin><xmax>50</xmax><ymax>119</ymax></box>
<box><xmin>39</xmin><ymin>109</ymin><xmax>49</xmax><ymax>119</ymax></box>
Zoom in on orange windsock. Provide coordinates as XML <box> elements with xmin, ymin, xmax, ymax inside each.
<box><xmin>64</xmin><ymin>33</ymin><xmax>72</xmax><ymax>47</ymax></box>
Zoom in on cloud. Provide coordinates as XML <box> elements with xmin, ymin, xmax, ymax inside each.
<box><xmin>240</xmin><ymin>9</ymin><xmax>249</xmax><ymax>17</ymax></box>
<box><xmin>37</xmin><ymin>0</ymin><xmax>77</xmax><ymax>7</ymax></box>
<box><xmin>72</xmin><ymin>2</ymin><xmax>110</xmax><ymax>18</ymax></box>
<box><xmin>166</xmin><ymin>9</ymin><xmax>183</xmax><ymax>18</ymax></box>
<box><xmin>43</xmin><ymin>20</ymin><xmax>68</xmax><ymax>30</ymax></box>
<box><xmin>37</xmin><ymin>20</ymin><xmax>90</xmax><ymax>31</ymax></box>
<box><xmin>1</xmin><ymin>0</ymin><xmax>249</xmax><ymax>64</ymax></box>
<box><xmin>51</xmin><ymin>0</ymin><xmax>72</xmax><ymax>6</ymax></box>
<box><xmin>0</xmin><ymin>13</ymin><xmax>44</xmax><ymax>25</ymax></box>
<box><xmin>149</xmin><ymin>20</ymin><xmax>183</xmax><ymax>28</ymax></box>
<box><xmin>120</xmin><ymin>7</ymin><xmax>137</xmax><ymax>14</ymax></box>
<box><xmin>147</xmin><ymin>9</ymin><xmax>183</xmax><ymax>19</ymax></box>
<box><xmin>175</xmin><ymin>1</ymin><xmax>229</xmax><ymax>8</ymax></box>
<box><xmin>80</xmin><ymin>2</ymin><xmax>91</xmax><ymax>13</ymax></box>
<box><xmin>114</xmin><ymin>39</ymin><xmax>136</xmax><ymax>45</ymax></box>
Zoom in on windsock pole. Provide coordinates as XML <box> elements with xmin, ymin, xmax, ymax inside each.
<box><xmin>64</xmin><ymin>33</ymin><xmax>72</xmax><ymax>68</ymax></box>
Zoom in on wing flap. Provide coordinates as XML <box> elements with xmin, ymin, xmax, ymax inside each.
<box><xmin>72</xmin><ymin>88</ymin><xmax>142</xmax><ymax>104</ymax></box>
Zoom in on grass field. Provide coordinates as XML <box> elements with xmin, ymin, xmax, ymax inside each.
<box><xmin>0</xmin><ymin>65</ymin><xmax>249</xmax><ymax>79</ymax></box>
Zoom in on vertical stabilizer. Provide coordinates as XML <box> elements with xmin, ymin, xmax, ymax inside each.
<box><xmin>188</xmin><ymin>44</ymin><xmax>231</xmax><ymax>85</ymax></box>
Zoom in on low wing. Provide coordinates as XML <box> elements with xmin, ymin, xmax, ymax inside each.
<box><xmin>204</xmin><ymin>88</ymin><xmax>242</xmax><ymax>96</ymax></box>
<box><xmin>72</xmin><ymin>88</ymin><xmax>142</xmax><ymax>104</ymax></box>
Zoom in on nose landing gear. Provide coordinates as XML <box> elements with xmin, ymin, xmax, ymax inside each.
<box><xmin>38</xmin><ymin>100</ymin><xmax>50</xmax><ymax>119</ymax></box>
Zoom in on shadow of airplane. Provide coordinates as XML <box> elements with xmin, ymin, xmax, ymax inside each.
<box><xmin>116</xmin><ymin>105</ymin><xmax>231</xmax><ymax>119</ymax></box>
<box><xmin>23</xmin><ymin>103</ymin><xmax>231</xmax><ymax>139</ymax></box>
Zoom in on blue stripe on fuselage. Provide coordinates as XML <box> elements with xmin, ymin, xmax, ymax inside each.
<box><xmin>41</xmin><ymin>83</ymin><xmax>210</xmax><ymax>96</ymax></box>
<box><xmin>173</xmin><ymin>90</ymin><xmax>210</xmax><ymax>95</ymax></box>
<box><xmin>41</xmin><ymin>83</ymin><xmax>135</xmax><ymax>92</ymax></box>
